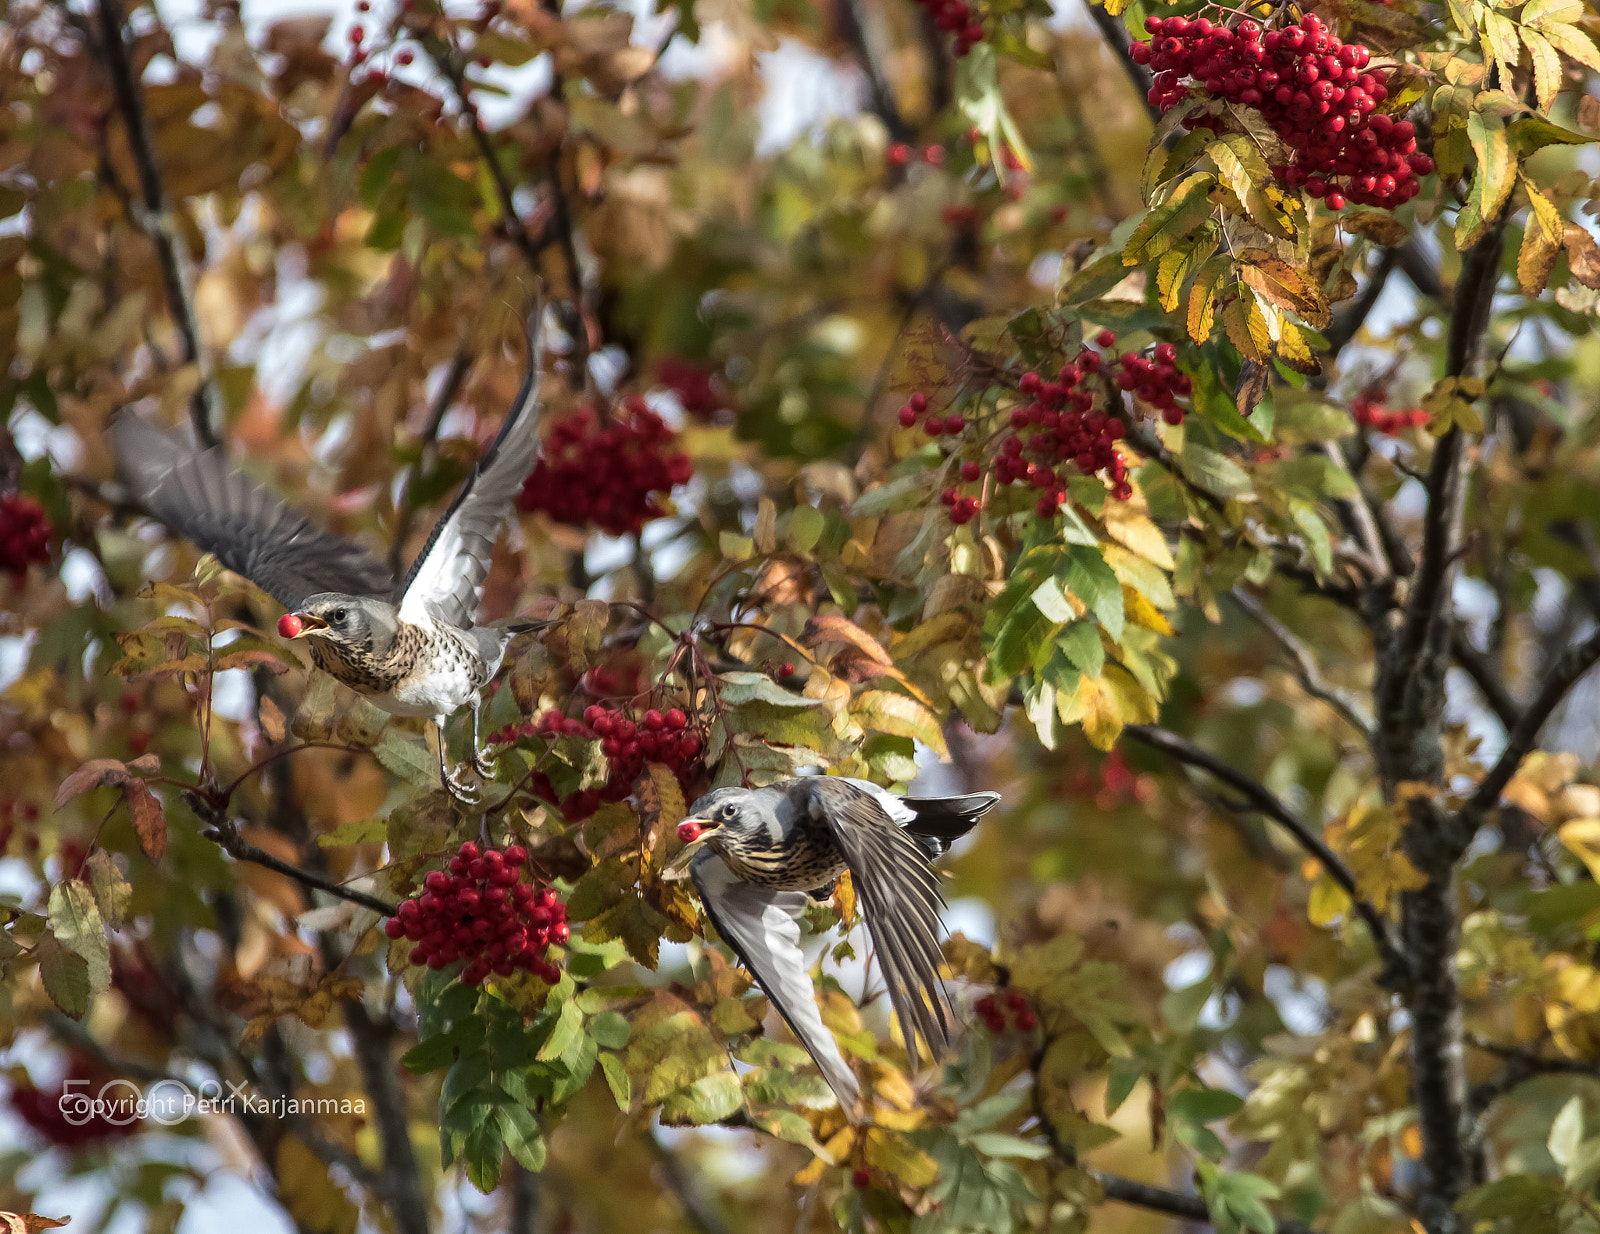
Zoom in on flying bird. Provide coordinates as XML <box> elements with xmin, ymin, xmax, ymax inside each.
<box><xmin>109</xmin><ymin>313</ymin><xmax>548</xmax><ymax>802</ymax></box>
<box><xmin>676</xmin><ymin>776</ymin><xmax>1000</xmax><ymax>1118</ymax></box>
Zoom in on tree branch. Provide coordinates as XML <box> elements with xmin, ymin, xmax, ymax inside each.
<box><xmin>1231</xmin><ymin>588</ymin><xmax>1376</xmax><ymax>742</ymax></box>
<box><xmin>191</xmin><ymin>793</ymin><xmax>398</xmax><ymax>917</ymax></box>
<box><xmin>1124</xmin><ymin>724</ymin><xmax>1409</xmax><ymax>987</ymax></box>
<box><xmin>1325</xmin><ymin>248</ymin><xmax>1397</xmax><ymax>357</ymax></box>
<box><xmin>92</xmin><ymin>0</ymin><xmax>220</xmax><ymax>447</ymax></box>
<box><xmin>344</xmin><ymin>1000</ymin><xmax>432</xmax><ymax>1234</ymax></box>
<box><xmin>389</xmin><ymin>347</ymin><xmax>473</xmax><ymax>576</ymax></box>
<box><xmin>1450</xmin><ymin>625</ymin><xmax>1520</xmax><ymax>733</ymax></box>
<box><xmin>648</xmin><ymin>1133</ymin><xmax>735</xmax><ymax>1234</ymax></box>
<box><xmin>1087</xmin><ymin>3</ymin><xmax>1159</xmax><ymax>124</ymax></box>
<box><xmin>836</xmin><ymin>0</ymin><xmax>912</xmax><ymax>141</ymax></box>
<box><xmin>1466</xmin><ymin>623</ymin><xmax>1600</xmax><ymax>818</ymax></box>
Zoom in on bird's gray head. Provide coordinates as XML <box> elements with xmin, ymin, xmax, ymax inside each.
<box><xmin>681</xmin><ymin>786</ymin><xmax>793</xmax><ymax>846</ymax></box>
<box><xmin>279</xmin><ymin>593</ymin><xmax>400</xmax><ymax>656</ymax></box>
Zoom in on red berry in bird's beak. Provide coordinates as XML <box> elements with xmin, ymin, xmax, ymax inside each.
<box><xmin>278</xmin><ymin>613</ymin><xmax>303</xmax><ymax>638</ymax></box>
<box><xmin>677</xmin><ymin>821</ymin><xmax>704</xmax><ymax>844</ymax></box>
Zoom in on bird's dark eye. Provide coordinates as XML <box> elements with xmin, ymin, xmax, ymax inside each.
<box><xmin>720</xmin><ymin>804</ymin><xmax>736</xmax><ymax>820</ymax></box>
<box><xmin>332</xmin><ymin>608</ymin><xmax>348</xmax><ymax>624</ymax></box>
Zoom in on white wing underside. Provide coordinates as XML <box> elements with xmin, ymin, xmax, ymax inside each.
<box><xmin>690</xmin><ymin>851</ymin><xmax>862</xmax><ymax>1118</ymax></box>
<box><xmin>397</xmin><ymin>314</ymin><xmax>545</xmax><ymax>629</ymax></box>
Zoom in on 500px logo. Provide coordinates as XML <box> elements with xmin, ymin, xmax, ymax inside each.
<box><xmin>55</xmin><ymin>1079</ymin><xmax>369</xmax><ymax>1126</ymax></box>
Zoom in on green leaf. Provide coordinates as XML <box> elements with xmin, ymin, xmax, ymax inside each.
<box><xmin>1123</xmin><ymin>174</ymin><xmax>1218</xmax><ymax>267</ymax></box>
<box><xmin>1170</xmin><ymin>1086</ymin><xmax>1245</xmax><ymax>1123</ymax></box>
<box><xmin>495</xmin><ymin>1103</ymin><xmax>547</xmax><ymax>1173</ymax></box>
<box><xmin>1549</xmin><ymin>1095</ymin><xmax>1584</xmax><ymax>1176</ymax></box>
<box><xmin>1059</xmin><ymin>546</ymin><xmax>1125</xmax><ymax>640</ymax></box>
<box><xmin>374</xmin><ymin>729</ymin><xmax>438</xmax><ymax>788</ymax></box>
<box><xmin>37</xmin><ymin>935</ymin><xmax>91</xmax><ymax>1019</ymax></box>
<box><xmin>968</xmin><ymin>1132</ymin><xmax>1052</xmax><ymax>1160</ymax></box>
<box><xmin>48</xmin><ymin>879</ymin><xmax>109</xmax><ymax>994</ymax></box>
<box><xmin>599</xmin><ymin>1051</ymin><xmax>632</xmax><ymax>1111</ymax></box>
<box><xmin>851</xmin><ymin>473</ymin><xmax>935</xmax><ymax>517</ymax></box>
<box><xmin>538</xmin><ymin>998</ymin><xmax>584</xmax><ymax>1062</ymax></box>
<box><xmin>589</xmin><ymin>1010</ymin><xmax>631</xmax><ymax>1050</ymax></box>
<box><xmin>1178</xmin><ymin>440</ymin><xmax>1254</xmax><ymax>499</ymax></box>
<box><xmin>785</xmin><ymin>505</ymin><xmax>825</xmax><ymax>554</ymax></box>
<box><xmin>1057</xmin><ymin>621</ymin><xmax>1105</xmax><ymax>679</ymax></box>
<box><xmin>658</xmin><ymin>1071</ymin><xmax>743</xmax><ymax>1125</ymax></box>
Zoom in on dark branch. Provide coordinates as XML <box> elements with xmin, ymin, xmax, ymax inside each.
<box><xmin>836</xmin><ymin>0</ymin><xmax>912</xmax><ymax>141</ymax></box>
<box><xmin>191</xmin><ymin>793</ymin><xmax>398</xmax><ymax>917</ymax></box>
<box><xmin>93</xmin><ymin>0</ymin><xmax>220</xmax><ymax>447</ymax></box>
<box><xmin>1466</xmin><ymin>624</ymin><xmax>1600</xmax><ymax>818</ymax></box>
<box><xmin>1231</xmin><ymin>589</ymin><xmax>1376</xmax><ymax>741</ymax></box>
<box><xmin>648</xmin><ymin>1133</ymin><xmax>735</xmax><ymax>1234</ymax></box>
<box><xmin>344</xmin><ymin>1000</ymin><xmax>432</xmax><ymax>1234</ymax></box>
<box><xmin>389</xmin><ymin>347</ymin><xmax>473</xmax><ymax>576</ymax></box>
<box><xmin>1124</xmin><ymin>724</ymin><xmax>1409</xmax><ymax>987</ymax></box>
<box><xmin>1087</xmin><ymin>4</ymin><xmax>1159</xmax><ymax>124</ymax></box>
<box><xmin>1325</xmin><ymin>247</ymin><xmax>1398</xmax><ymax>357</ymax></box>
<box><xmin>1450</xmin><ymin>625</ymin><xmax>1520</xmax><ymax>733</ymax></box>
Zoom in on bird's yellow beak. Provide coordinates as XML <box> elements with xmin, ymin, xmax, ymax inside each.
<box><xmin>278</xmin><ymin>612</ymin><xmax>328</xmax><ymax>639</ymax></box>
<box><xmin>662</xmin><ymin>817</ymin><xmax>717</xmax><ymax>881</ymax></box>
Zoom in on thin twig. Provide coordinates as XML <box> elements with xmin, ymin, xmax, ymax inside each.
<box><xmin>1466</xmin><ymin>624</ymin><xmax>1600</xmax><ymax>817</ymax></box>
<box><xmin>192</xmin><ymin>794</ymin><xmax>398</xmax><ymax>917</ymax></box>
<box><xmin>390</xmin><ymin>347</ymin><xmax>473</xmax><ymax>576</ymax></box>
<box><xmin>647</xmin><ymin>1133</ymin><xmax>735</xmax><ymax>1234</ymax></box>
<box><xmin>1450</xmin><ymin>625</ymin><xmax>1520</xmax><ymax>733</ymax></box>
<box><xmin>1231</xmin><ymin>588</ymin><xmax>1376</xmax><ymax>742</ymax></box>
<box><xmin>92</xmin><ymin>0</ymin><xmax>219</xmax><ymax>447</ymax></box>
<box><xmin>1124</xmin><ymin>724</ymin><xmax>1409</xmax><ymax>987</ymax></box>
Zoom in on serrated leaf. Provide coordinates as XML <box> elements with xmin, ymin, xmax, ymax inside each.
<box><xmin>48</xmin><ymin>880</ymin><xmax>109</xmax><ymax>995</ymax></box>
<box><xmin>1221</xmin><ymin>294</ymin><xmax>1270</xmax><ymax>363</ymax></box>
<box><xmin>1209</xmin><ymin>135</ymin><xmax>1291</xmax><ymax>239</ymax></box>
<box><xmin>1059</xmin><ymin>546</ymin><xmax>1125</xmax><ymax>640</ymax></box>
<box><xmin>1187</xmin><ymin>256</ymin><xmax>1231</xmax><ymax>343</ymax></box>
<box><xmin>37</xmin><ymin>935</ymin><xmax>91</xmax><ymax>1019</ymax></box>
<box><xmin>1533</xmin><ymin>17</ymin><xmax>1600</xmax><ymax>71</ymax></box>
<box><xmin>1237</xmin><ymin>250</ymin><xmax>1331</xmax><ymax>328</ymax></box>
<box><xmin>1123</xmin><ymin>174</ymin><xmax>1217</xmax><ymax>267</ymax></box>
<box><xmin>1178</xmin><ymin>440</ymin><xmax>1254</xmax><ymax>499</ymax></box>
<box><xmin>599</xmin><ymin>1051</ymin><xmax>632</xmax><ymax>1110</ymax></box>
<box><xmin>1520</xmin><ymin>27</ymin><xmax>1563</xmax><ymax>109</ymax></box>
<box><xmin>374</xmin><ymin>729</ymin><xmax>438</xmax><ymax>788</ymax></box>
<box><xmin>85</xmin><ymin>851</ymin><xmax>131</xmax><ymax>931</ymax></box>
<box><xmin>659</xmin><ymin>1071</ymin><xmax>743</xmax><ymax>1125</ymax></box>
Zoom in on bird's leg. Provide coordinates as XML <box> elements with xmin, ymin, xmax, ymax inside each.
<box><xmin>471</xmin><ymin>696</ymin><xmax>496</xmax><ymax>779</ymax></box>
<box><xmin>435</xmin><ymin>717</ymin><xmax>480</xmax><ymax>804</ymax></box>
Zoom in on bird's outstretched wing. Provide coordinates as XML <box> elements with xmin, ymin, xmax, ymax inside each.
<box><xmin>807</xmin><ymin>777</ymin><xmax>952</xmax><ymax>1069</ymax></box>
<box><xmin>397</xmin><ymin>307</ymin><xmax>544</xmax><ymax>629</ymax></box>
<box><xmin>690</xmin><ymin>850</ymin><xmax>862</xmax><ymax>1118</ymax></box>
<box><xmin>109</xmin><ymin>416</ymin><xmax>394</xmax><ymax>611</ymax></box>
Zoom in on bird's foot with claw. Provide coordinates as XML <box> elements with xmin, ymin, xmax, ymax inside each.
<box><xmin>442</xmin><ymin>765</ymin><xmax>482</xmax><ymax>805</ymax></box>
<box><xmin>472</xmin><ymin>748</ymin><xmax>497</xmax><ymax>780</ymax></box>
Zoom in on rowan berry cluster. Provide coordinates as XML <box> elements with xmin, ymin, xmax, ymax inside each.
<box><xmin>0</xmin><ymin>799</ymin><xmax>41</xmax><ymax>855</ymax></box>
<box><xmin>0</xmin><ymin>493</ymin><xmax>52</xmax><ymax>578</ymax></box>
<box><xmin>1133</xmin><ymin>13</ymin><xmax>1432</xmax><ymax>211</ymax></box>
<box><xmin>516</xmin><ymin>398</ymin><xmax>693</xmax><ymax>536</ymax></box>
<box><xmin>385</xmin><ymin>841</ymin><xmax>567</xmax><ymax>986</ymax></box>
<box><xmin>9</xmin><ymin>1059</ymin><xmax>142</xmax><ymax>1149</ymax></box>
<box><xmin>899</xmin><ymin>329</ymin><xmax>1177</xmax><ymax>524</ymax></box>
<box><xmin>656</xmin><ymin>359</ymin><xmax>724</xmax><ymax>422</ymax></box>
<box><xmin>1352</xmin><ymin>392</ymin><xmax>1429</xmax><ymax>435</ymax></box>
<box><xmin>1115</xmin><ymin>343</ymin><xmax>1193</xmax><ymax>426</ymax></box>
<box><xmin>910</xmin><ymin>0</ymin><xmax>984</xmax><ymax>56</ymax></box>
<box><xmin>975</xmin><ymin>989</ymin><xmax>1037</xmax><ymax>1033</ymax></box>
<box><xmin>509</xmin><ymin>704</ymin><xmax>703</xmax><ymax>821</ymax></box>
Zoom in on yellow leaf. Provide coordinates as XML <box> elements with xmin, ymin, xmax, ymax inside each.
<box><xmin>1558</xmin><ymin>819</ymin><xmax>1600</xmax><ymax>881</ymax></box>
<box><xmin>863</xmin><ymin>1128</ymin><xmax>939</xmax><ymax>1187</ymax></box>
<box><xmin>1307</xmin><ymin>876</ymin><xmax>1353</xmax><ymax>926</ymax></box>
<box><xmin>275</xmin><ymin>1136</ymin><xmax>360</xmax><ymax>1234</ymax></box>
<box><xmin>1222</xmin><ymin>293</ymin><xmax>1270</xmax><ymax>363</ymax></box>
<box><xmin>1102</xmin><ymin>503</ymin><xmax>1176</xmax><ymax>569</ymax></box>
<box><xmin>1237</xmin><ymin>249</ymin><xmax>1332</xmax><ymax>328</ymax></box>
<box><xmin>1124</xmin><ymin>588</ymin><xmax>1175</xmax><ymax>635</ymax></box>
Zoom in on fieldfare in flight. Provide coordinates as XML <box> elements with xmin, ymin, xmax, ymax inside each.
<box><xmin>110</xmin><ymin>316</ymin><xmax>548</xmax><ymax>802</ymax></box>
<box><xmin>677</xmin><ymin>775</ymin><xmax>1000</xmax><ymax>1118</ymax></box>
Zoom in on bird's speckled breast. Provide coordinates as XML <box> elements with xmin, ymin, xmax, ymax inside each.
<box><xmin>309</xmin><ymin>621</ymin><xmax>487</xmax><ymax>713</ymax></box>
<box><xmin>712</xmin><ymin>817</ymin><xmax>846</xmax><ymax>891</ymax></box>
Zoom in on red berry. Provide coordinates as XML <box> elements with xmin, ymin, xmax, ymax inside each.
<box><xmin>852</xmin><ymin>1169</ymin><xmax>871</xmax><ymax>1189</ymax></box>
<box><xmin>1095</xmin><ymin>329</ymin><xmax>1116</xmax><ymax>348</ymax></box>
